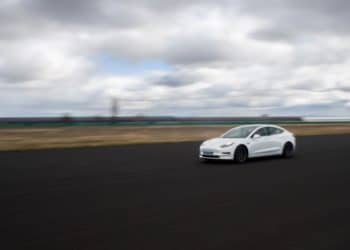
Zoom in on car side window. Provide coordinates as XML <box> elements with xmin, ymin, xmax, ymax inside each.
<box><xmin>253</xmin><ymin>127</ymin><xmax>269</xmax><ymax>137</ymax></box>
<box><xmin>268</xmin><ymin>127</ymin><xmax>283</xmax><ymax>135</ymax></box>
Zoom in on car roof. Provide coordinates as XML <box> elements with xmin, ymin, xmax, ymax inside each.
<box><xmin>237</xmin><ymin>124</ymin><xmax>282</xmax><ymax>128</ymax></box>
<box><xmin>236</xmin><ymin>124</ymin><xmax>284</xmax><ymax>131</ymax></box>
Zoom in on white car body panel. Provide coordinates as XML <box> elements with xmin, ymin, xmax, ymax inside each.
<box><xmin>199</xmin><ymin>124</ymin><xmax>296</xmax><ymax>161</ymax></box>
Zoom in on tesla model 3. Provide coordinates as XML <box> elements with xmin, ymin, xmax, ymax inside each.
<box><xmin>199</xmin><ymin>124</ymin><xmax>296</xmax><ymax>163</ymax></box>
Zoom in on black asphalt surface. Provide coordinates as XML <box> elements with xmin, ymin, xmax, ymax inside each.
<box><xmin>1</xmin><ymin>135</ymin><xmax>350</xmax><ymax>249</ymax></box>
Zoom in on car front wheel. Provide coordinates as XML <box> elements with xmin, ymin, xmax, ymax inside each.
<box><xmin>234</xmin><ymin>146</ymin><xmax>248</xmax><ymax>163</ymax></box>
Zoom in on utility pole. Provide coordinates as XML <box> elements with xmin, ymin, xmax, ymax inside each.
<box><xmin>111</xmin><ymin>97</ymin><xmax>118</xmax><ymax>123</ymax></box>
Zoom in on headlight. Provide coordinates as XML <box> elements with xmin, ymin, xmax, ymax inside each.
<box><xmin>220</xmin><ymin>142</ymin><xmax>234</xmax><ymax>148</ymax></box>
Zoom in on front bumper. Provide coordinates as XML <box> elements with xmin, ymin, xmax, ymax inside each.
<box><xmin>199</xmin><ymin>148</ymin><xmax>234</xmax><ymax>160</ymax></box>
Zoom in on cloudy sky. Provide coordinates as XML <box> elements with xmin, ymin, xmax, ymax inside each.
<box><xmin>1</xmin><ymin>0</ymin><xmax>350</xmax><ymax>117</ymax></box>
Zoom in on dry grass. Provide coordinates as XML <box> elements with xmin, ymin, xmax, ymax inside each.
<box><xmin>0</xmin><ymin>124</ymin><xmax>350</xmax><ymax>151</ymax></box>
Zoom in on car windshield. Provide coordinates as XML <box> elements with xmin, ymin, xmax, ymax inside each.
<box><xmin>221</xmin><ymin>126</ymin><xmax>258</xmax><ymax>138</ymax></box>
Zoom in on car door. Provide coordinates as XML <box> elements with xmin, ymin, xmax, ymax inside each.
<box><xmin>266</xmin><ymin>127</ymin><xmax>284</xmax><ymax>155</ymax></box>
<box><xmin>249</xmin><ymin>127</ymin><xmax>271</xmax><ymax>157</ymax></box>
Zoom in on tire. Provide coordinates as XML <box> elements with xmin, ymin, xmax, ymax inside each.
<box><xmin>234</xmin><ymin>145</ymin><xmax>248</xmax><ymax>163</ymax></box>
<box><xmin>282</xmin><ymin>142</ymin><xmax>294</xmax><ymax>158</ymax></box>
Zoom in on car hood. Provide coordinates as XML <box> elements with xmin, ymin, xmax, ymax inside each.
<box><xmin>201</xmin><ymin>137</ymin><xmax>246</xmax><ymax>148</ymax></box>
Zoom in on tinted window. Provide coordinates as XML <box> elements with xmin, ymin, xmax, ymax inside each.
<box><xmin>268</xmin><ymin>127</ymin><xmax>283</xmax><ymax>135</ymax></box>
<box><xmin>253</xmin><ymin>127</ymin><xmax>269</xmax><ymax>137</ymax></box>
<box><xmin>222</xmin><ymin>126</ymin><xmax>258</xmax><ymax>138</ymax></box>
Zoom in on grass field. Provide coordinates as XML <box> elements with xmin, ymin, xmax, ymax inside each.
<box><xmin>1</xmin><ymin>124</ymin><xmax>350</xmax><ymax>151</ymax></box>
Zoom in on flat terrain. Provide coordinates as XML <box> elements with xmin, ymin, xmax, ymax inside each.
<box><xmin>1</xmin><ymin>135</ymin><xmax>350</xmax><ymax>249</ymax></box>
<box><xmin>1</xmin><ymin>124</ymin><xmax>350</xmax><ymax>151</ymax></box>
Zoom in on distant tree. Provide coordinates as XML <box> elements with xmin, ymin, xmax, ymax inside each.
<box><xmin>61</xmin><ymin>113</ymin><xmax>73</xmax><ymax>125</ymax></box>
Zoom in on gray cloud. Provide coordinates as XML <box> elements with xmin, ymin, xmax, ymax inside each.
<box><xmin>164</xmin><ymin>35</ymin><xmax>232</xmax><ymax>65</ymax></box>
<box><xmin>150</xmin><ymin>71</ymin><xmax>199</xmax><ymax>87</ymax></box>
<box><xmin>249</xmin><ymin>29</ymin><xmax>296</xmax><ymax>43</ymax></box>
<box><xmin>27</xmin><ymin>0</ymin><xmax>101</xmax><ymax>22</ymax></box>
<box><xmin>245</xmin><ymin>0</ymin><xmax>350</xmax><ymax>42</ymax></box>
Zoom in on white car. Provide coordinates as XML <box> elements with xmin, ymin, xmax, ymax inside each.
<box><xmin>199</xmin><ymin>124</ymin><xmax>296</xmax><ymax>163</ymax></box>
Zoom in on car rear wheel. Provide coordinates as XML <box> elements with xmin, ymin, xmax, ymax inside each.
<box><xmin>234</xmin><ymin>146</ymin><xmax>248</xmax><ymax>163</ymax></box>
<box><xmin>282</xmin><ymin>142</ymin><xmax>294</xmax><ymax>158</ymax></box>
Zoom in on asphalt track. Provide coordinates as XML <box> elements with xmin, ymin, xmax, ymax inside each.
<box><xmin>1</xmin><ymin>135</ymin><xmax>350</xmax><ymax>250</ymax></box>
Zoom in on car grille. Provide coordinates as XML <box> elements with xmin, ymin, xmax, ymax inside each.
<box><xmin>202</xmin><ymin>154</ymin><xmax>219</xmax><ymax>158</ymax></box>
<box><xmin>201</xmin><ymin>148</ymin><xmax>221</xmax><ymax>158</ymax></box>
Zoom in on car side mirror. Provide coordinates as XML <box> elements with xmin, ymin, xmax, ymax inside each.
<box><xmin>252</xmin><ymin>134</ymin><xmax>261</xmax><ymax>139</ymax></box>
